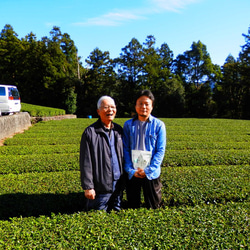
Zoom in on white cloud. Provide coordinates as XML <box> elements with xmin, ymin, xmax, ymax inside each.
<box><xmin>150</xmin><ymin>0</ymin><xmax>200</xmax><ymax>12</ymax></box>
<box><xmin>73</xmin><ymin>11</ymin><xmax>145</xmax><ymax>27</ymax></box>
<box><xmin>73</xmin><ymin>0</ymin><xmax>200</xmax><ymax>27</ymax></box>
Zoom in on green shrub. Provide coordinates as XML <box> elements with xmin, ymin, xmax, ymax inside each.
<box><xmin>0</xmin><ymin>203</ymin><xmax>249</xmax><ymax>249</ymax></box>
<box><xmin>161</xmin><ymin>165</ymin><xmax>250</xmax><ymax>206</ymax></box>
<box><xmin>21</xmin><ymin>103</ymin><xmax>66</xmax><ymax>117</ymax></box>
<box><xmin>0</xmin><ymin>153</ymin><xmax>79</xmax><ymax>174</ymax></box>
<box><xmin>164</xmin><ymin>150</ymin><xmax>250</xmax><ymax>166</ymax></box>
<box><xmin>0</xmin><ymin>165</ymin><xmax>249</xmax><ymax>219</ymax></box>
<box><xmin>0</xmin><ymin>118</ymin><xmax>249</xmax><ymax>249</ymax></box>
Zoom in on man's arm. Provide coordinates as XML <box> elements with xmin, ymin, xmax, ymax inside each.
<box><xmin>123</xmin><ymin>121</ymin><xmax>136</xmax><ymax>179</ymax></box>
<box><xmin>144</xmin><ymin>121</ymin><xmax>166</xmax><ymax>178</ymax></box>
<box><xmin>80</xmin><ymin>130</ymin><xmax>95</xmax><ymax>192</ymax></box>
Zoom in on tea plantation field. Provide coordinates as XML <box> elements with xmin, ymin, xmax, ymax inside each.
<box><xmin>0</xmin><ymin>118</ymin><xmax>249</xmax><ymax>249</ymax></box>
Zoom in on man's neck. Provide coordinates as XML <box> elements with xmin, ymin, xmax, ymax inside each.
<box><xmin>138</xmin><ymin>115</ymin><xmax>149</xmax><ymax>122</ymax></box>
<box><xmin>102</xmin><ymin>121</ymin><xmax>112</xmax><ymax>129</ymax></box>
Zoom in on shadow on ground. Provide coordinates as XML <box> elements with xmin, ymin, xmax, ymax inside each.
<box><xmin>0</xmin><ymin>192</ymin><xmax>85</xmax><ymax>220</ymax></box>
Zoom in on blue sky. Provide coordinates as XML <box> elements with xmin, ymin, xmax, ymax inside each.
<box><xmin>1</xmin><ymin>0</ymin><xmax>249</xmax><ymax>66</ymax></box>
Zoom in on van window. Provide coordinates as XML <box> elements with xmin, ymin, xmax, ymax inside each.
<box><xmin>0</xmin><ymin>87</ymin><xmax>6</xmax><ymax>96</ymax></box>
<box><xmin>8</xmin><ymin>87</ymin><xmax>20</xmax><ymax>100</ymax></box>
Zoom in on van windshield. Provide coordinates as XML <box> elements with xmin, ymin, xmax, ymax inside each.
<box><xmin>8</xmin><ymin>87</ymin><xmax>20</xmax><ymax>100</ymax></box>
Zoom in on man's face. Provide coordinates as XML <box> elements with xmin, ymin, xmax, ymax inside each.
<box><xmin>97</xmin><ymin>98</ymin><xmax>117</xmax><ymax>125</ymax></box>
<box><xmin>135</xmin><ymin>95</ymin><xmax>153</xmax><ymax>120</ymax></box>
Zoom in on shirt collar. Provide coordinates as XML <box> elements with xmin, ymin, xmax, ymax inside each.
<box><xmin>133</xmin><ymin>114</ymin><xmax>152</xmax><ymax>122</ymax></box>
<box><xmin>100</xmin><ymin>121</ymin><xmax>114</xmax><ymax>131</ymax></box>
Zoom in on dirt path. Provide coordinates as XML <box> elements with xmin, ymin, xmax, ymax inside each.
<box><xmin>0</xmin><ymin>129</ymin><xmax>26</xmax><ymax>146</ymax></box>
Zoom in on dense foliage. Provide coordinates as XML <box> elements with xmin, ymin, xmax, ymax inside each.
<box><xmin>0</xmin><ymin>118</ymin><xmax>249</xmax><ymax>248</ymax></box>
<box><xmin>0</xmin><ymin>24</ymin><xmax>249</xmax><ymax>119</ymax></box>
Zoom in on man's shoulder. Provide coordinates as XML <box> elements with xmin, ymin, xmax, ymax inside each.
<box><xmin>150</xmin><ymin>115</ymin><xmax>160</xmax><ymax>121</ymax></box>
<box><xmin>149</xmin><ymin>115</ymin><xmax>165</xmax><ymax>127</ymax></box>
<box><xmin>124</xmin><ymin>118</ymin><xmax>134</xmax><ymax>125</ymax></box>
<box><xmin>113</xmin><ymin>122</ymin><xmax>123</xmax><ymax>132</ymax></box>
<box><xmin>86</xmin><ymin>120</ymin><xmax>98</xmax><ymax>128</ymax></box>
<box><xmin>83</xmin><ymin>120</ymin><xmax>100</xmax><ymax>134</ymax></box>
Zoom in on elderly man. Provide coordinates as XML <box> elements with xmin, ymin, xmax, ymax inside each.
<box><xmin>80</xmin><ymin>96</ymin><xmax>124</xmax><ymax>211</ymax></box>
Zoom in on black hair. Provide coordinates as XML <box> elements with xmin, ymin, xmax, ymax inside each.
<box><xmin>135</xmin><ymin>89</ymin><xmax>155</xmax><ymax>106</ymax></box>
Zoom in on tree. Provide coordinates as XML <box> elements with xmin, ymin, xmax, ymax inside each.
<box><xmin>238</xmin><ymin>26</ymin><xmax>250</xmax><ymax>119</ymax></box>
<box><xmin>0</xmin><ymin>24</ymin><xmax>23</xmax><ymax>86</ymax></box>
<box><xmin>214</xmin><ymin>26</ymin><xmax>250</xmax><ymax>119</ymax></box>
<box><xmin>142</xmin><ymin>39</ymin><xmax>185</xmax><ymax>117</ymax></box>
<box><xmin>141</xmin><ymin>35</ymin><xmax>162</xmax><ymax>90</ymax></box>
<box><xmin>155</xmin><ymin>42</ymin><xmax>185</xmax><ymax>117</ymax></box>
<box><xmin>40</xmin><ymin>27</ymin><xmax>79</xmax><ymax>113</ymax></box>
<box><xmin>18</xmin><ymin>32</ymin><xmax>48</xmax><ymax>104</ymax></box>
<box><xmin>115</xmin><ymin>38</ymin><xmax>144</xmax><ymax>116</ymax></box>
<box><xmin>214</xmin><ymin>55</ymin><xmax>242</xmax><ymax>118</ymax></box>
<box><xmin>114</xmin><ymin>36</ymin><xmax>185</xmax><ymax>117</ymax></box>
<box><xmin>77</xmin><ymin>48</ymin><xmax>117</xmax><ymax>117</ymax></box>
<box><xmin>173</xmin><ymin>41</ymin><xmax>218</xmax><ymax>117</ymax></box>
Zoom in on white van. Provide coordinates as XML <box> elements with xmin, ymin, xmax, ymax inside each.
<box><xmin>0</xmin><ymin>85</ymin><xmax>21</xmax><ymax>115</ymax></box>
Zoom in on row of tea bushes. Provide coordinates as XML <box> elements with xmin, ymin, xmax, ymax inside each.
<box><xmin>0</xmin><ymin>118</ymin><xmax>249</xmax><ymax>248</ymax></box>
<box><xmin>0</xmin><ymin>144</ymin><xmax>79</xmax><ymax>155</ymax></box>
<box><xmin>0</xmin><ymin>165</ymin><xmax>249</xmax><ymax>219</ymax></box>
<box><xmin>0</xmin><ymin>202</ymin><xmax>249</xmax><ymax>249</ymax></box>
<box><xmin>1</xmin><ymin>149</ymin><xmax>250</xmax><ymax>174</ymax></box>
<box><xmin>21</xmin><ymin>103</ymin><xmax>66</xmax><ymax>117</ymax></box>
<box><xmin>165</xmin><ymin>149</ymin><xmax>250</xmax><ymax>166</ymax></box>
<box><xmin>167</xmin><ymin>141</ymin><xmax>250</xmax><ymax>150</ymax></box>
<box><xmin>2</xmin><ymin>136</ymin><xmax>81</xmax><ymax>146</ymax></box>
<box><xmin>5</xmin><ymin>139</ymin><xmax>250</xmax><ymax>150</ymax></box>
<box><xmin>0</xmin><ymin>153</ymin><xmax>79</xmax><ymax>174</ymax></box>
<box><xmin>1</xmin><ymin>118</ymin><xmax>250</xmax><ymax>172</ymax></box>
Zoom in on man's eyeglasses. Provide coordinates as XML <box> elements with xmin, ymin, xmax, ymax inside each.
<box><xmin>101</xmin><ymin>105</ymin><xmax>116</xmax><ymax>111</ymax></box>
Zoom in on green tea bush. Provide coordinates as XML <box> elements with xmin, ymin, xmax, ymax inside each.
<box><xmin>164</xmin><ymin>149</ymin><xmax>250</xmax><ymax>166</ymax></box>
<box><xmin>3</xmin><ymin>137</ymin><xmax>81</xmax><ymax>146</ymax></box>
<box><xmin>0</xmin><ymin>118</ymin><xmax>249</xmax><ymax>249</ymax></box>
<box><xmin>0</xmin><ymin>144</ymin><xmax>79</xmax><ymax>156</ymax></box>
<box><xmin>0</xmin><ymin>166</ymin><xmax>249</xmax><ymax>220</ymax></box>
<box><xmin>0</xmin><ymin>203</ymin><xmax>249</xmax><ymax>249</ymax></box>
<box><xmin>21</xmin><ymin>103</ymin><xmax>66</xmax><ymax>117</ymax></box>
<box><xmin>0</xmin><ymin>153</ymin><xmax>79</xmax><ymax>174</ymax></box>
<box><xmin>162</xmin><ymin>165</ymin><xmax>250</xmax><ymax>206</ymax></box>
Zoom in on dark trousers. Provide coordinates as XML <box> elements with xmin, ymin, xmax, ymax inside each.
<box><xmin>126</xmin><ymin>176</ymin><xmax>162</xmax><ymax>209</ymax></box>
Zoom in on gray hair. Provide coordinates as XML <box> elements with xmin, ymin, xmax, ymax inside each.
<box><xmin>97</xmin><ymin>96</ymin><xmax>115</xmax><ymax>109</ymax></box>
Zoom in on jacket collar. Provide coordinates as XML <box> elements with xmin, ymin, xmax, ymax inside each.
<box><xmin>95</xmin><ymin>118</ymin><xmax>114</xmax><ymax>133</ymax></box>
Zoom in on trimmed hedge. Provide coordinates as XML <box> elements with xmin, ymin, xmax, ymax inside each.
<box><xmin>0</xmin><ymin>144</ymin><xmax>79</xmax><ymax>155</ymax></box>
<box><xmin>0</xmin><ymin>153</ymin><xmax>79</xmax><ymax>174</ymax></box>
<box><xmin>162</xmin><ymin>165</ymin><xmax>250</xmax><ymax>206</ymax></box>
<box><xmin>0</xmin><ymin>166</ymin><xmax>249</xmax><ymax>219</ymax></box>
<box><xmin>0</xmin><ymin>203</ymin><xmax>249</xmax><ymax>249</ymax></box>
<box><xmin>0</xmin><ymin>118</ymin><xmax>249</xmax><ymax>249</ymax></box>
<box><xmin>21</xmin><ymin>103</ymin><xmax>66</xmax><ymax>117</ymax></box>
<box><xmin>3</xmin><ymin>137</ymin><xmax>81</xmax><ymax>146</ymax></box>
<box><xmin>164</xmin><ymin>149</ymin><xmax>250</xmax><ymax>166</ymax></box>
<box><xmin>1</xmin><ymin>149</ymin><xmax>249</xmax><ymax>174</ymax></box>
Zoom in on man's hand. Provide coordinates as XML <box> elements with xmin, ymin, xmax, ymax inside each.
<box><xmin>85</xmin><ymin>189</ymin><xmax>96</xmax><ymax>199</ymax></box>
<box><xmin>134</xmin><ymin>168</ymin><xmax>146</xmax><ymax>178</ymax></box>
